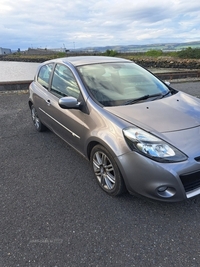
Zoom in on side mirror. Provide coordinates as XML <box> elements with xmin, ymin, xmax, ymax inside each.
<box><xmin>59</xmin><ymin>96</ymin><xmax>80</xmax><ymax>109</ymax></box>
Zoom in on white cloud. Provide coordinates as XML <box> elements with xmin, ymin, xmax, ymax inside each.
<box><xmin>0</xmin><ymin>0</ymin><xmax>199</xmax><ymax>50</ymax></box>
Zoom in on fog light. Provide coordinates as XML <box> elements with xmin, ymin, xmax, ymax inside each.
<box><xmin>157</xmin><ymin>186</ymin><xmax>176</xmax><ymax>198</ymax></box>
<box><xmin>157</xmin><ymin>186</ymin><xmax>168</xmax><ymax>192</ymax></box>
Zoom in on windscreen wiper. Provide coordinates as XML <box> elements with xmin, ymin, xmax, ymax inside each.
<box><xmin>124</xmin><ymin>93</ymin><xmax>162</xmax><ymax>105</ymax></box>
<box><xmin>160</xmin><ymin>90</ymin><xmax>171</xmax><ymax>98</ymax></box>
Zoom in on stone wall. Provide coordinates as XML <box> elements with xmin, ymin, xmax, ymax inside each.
<box><xmin>129</xmin><ymin>57</ymin><xmax>200</xmax><ymax>69</ymax></box>
<box><xmin>0</xmin><ymin>53</ymin><xmax>200</xmax><ymax>69</ymax></box>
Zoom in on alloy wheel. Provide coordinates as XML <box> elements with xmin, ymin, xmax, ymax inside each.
<box><xmin>92</xmin><ymin>150</ymin><xmax>116</xmax><ymax>190</ymax></box>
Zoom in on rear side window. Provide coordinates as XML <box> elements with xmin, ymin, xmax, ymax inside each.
<box><xmin>37</xmin><ymin>64</ymin><xmax>53</xmax><ymax>89</ymax></box>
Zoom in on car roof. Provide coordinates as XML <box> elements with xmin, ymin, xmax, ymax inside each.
<box><xmin>51</xmin><ymin>56</ymin><xmax>131</xmax><ymax>67</ymax></box>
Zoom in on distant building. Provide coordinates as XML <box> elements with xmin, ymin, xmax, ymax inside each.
<box><xmin>0</xmin><ymin>47</ymin><xmax>12</xmax><ymax>54</ymax></box>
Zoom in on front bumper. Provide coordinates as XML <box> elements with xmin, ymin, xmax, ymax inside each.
<box><xmin>116</xmin><ymin>151</ymin><xmax>200</xmax><ymax>202</ymax></box>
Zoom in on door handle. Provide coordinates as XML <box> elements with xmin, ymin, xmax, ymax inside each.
<box><xmin>46</xmin><ymin>99</ymin><xmax>51</xmax><ymax>106</ymax></box>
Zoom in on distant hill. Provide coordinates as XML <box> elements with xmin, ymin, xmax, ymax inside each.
<box><xmin>76</xmin><ymin>41</ymin><xmax>200</xmax><ymax>53</ymax></box>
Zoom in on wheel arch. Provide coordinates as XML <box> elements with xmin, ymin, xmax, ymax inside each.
<box><xmin>86</xmin><ymin>137</ymin><xmax>119</xmax><ymax>162</ymax></box>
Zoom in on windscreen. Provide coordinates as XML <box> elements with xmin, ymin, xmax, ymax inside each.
<box><xmin>78</xmin><ymin>62</ymin><xmax>170</xmax><ymax>106</ymax></box>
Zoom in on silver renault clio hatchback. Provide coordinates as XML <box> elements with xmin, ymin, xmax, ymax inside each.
<box><xmin>29</xmin><ymin>56</ymin><xmax>200</xmax><ymax>202</ymax></box>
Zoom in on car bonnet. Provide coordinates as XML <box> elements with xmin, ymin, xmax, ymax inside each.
<box><xmin>105</xmin><ymin>91</ymin><xmax>200</xmax><ymax>133</ymax></box>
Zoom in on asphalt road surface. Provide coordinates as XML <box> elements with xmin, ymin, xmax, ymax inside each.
<box><xmin>1</xmin><ymin>81</ymin><xmax>200</xmax><ymax>267</ymax></box>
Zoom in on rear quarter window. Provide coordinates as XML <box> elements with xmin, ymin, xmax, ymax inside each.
<box><xmin>37</xmin><ymin>64</ymin><xmax>53</xmax><ymax>89</ymax></box>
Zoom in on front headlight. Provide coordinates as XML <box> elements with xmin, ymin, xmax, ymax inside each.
<box><xmin>123</xmin><ymin>127</ymin><xmax>187</xmax><ymax>163</ymax></box>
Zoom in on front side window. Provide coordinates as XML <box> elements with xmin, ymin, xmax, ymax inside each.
<box><xmin>78</xmin><ymin>62</ymin><xmax>171</xmax><ymax>106</ymax></box>
<box><xmin>50</xmin><ymin>64</ymin><xmax>80</xmax><ymax>98</ymax></box>
<box><xmin>37</xmin><ymin>64</ymin><xmax>53</xmax><ymax>89</ymax></box>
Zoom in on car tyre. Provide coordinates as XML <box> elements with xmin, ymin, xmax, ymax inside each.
<box><xmin>31</xmin><ymin>105</ymin><xmax>46</xmax><ymax>132</ymax></box>
<box><xmin>90</xmin><ymin>145</ymin><xmax>126</xmax><ymax>196</ymax></box>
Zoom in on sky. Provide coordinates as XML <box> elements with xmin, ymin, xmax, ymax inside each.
<box><xmin>0</xmin><ymin>0</ymin><xmax>200</xmax><ymax>51</ymax></box>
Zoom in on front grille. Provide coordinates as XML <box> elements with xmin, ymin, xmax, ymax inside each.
<box><xmin>180</xmin><ymin>170</ymin><xmax>200</xmax><ymax>192</ymax></box>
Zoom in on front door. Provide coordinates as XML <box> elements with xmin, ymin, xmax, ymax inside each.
<box><xmin>41</xmin><ymin>63</ymin><xmax>89</xmax><ymax>154</ymax></box>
